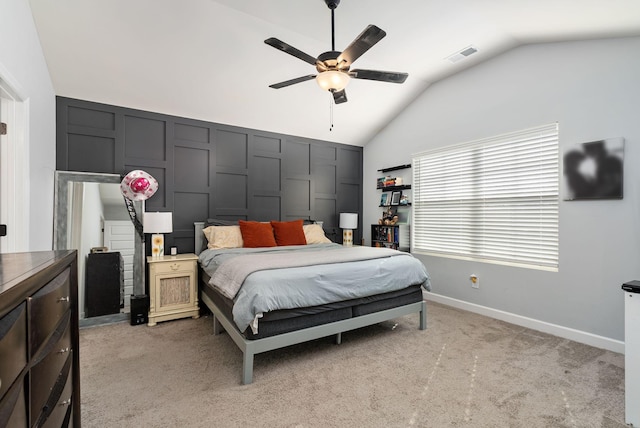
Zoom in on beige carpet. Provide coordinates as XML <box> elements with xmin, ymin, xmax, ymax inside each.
<box><xmin>79</xmin><ymin>300</ymin><xmax>626</xmax><ymax>427</ymax></box>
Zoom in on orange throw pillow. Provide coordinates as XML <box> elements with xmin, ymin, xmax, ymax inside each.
<box><xmin>270</xmin><ymin>219</ymin><xmax>307</xmax><ymax>246</ymax></box>
<box><xmin>238</xmin><ymin>221</ymin><xmax>277</xmax><ymax>248</ymax></box>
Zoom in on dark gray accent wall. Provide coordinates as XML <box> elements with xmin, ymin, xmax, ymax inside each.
<box><xmin>56</xmin><ymin>97</ymin><xmax>362</xmax><ymax>253</ymax></box>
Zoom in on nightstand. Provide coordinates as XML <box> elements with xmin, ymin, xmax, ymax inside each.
<box><xmin>146</xmin><ymin>253</ymin><xmax>200</xmax><ymax>326</ymax></box>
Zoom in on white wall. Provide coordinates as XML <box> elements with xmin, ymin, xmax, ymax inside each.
<box><xmin>0</xmin><ymin>0</ymin><xmax>56</xmax><ymax>250</ymax></box>
<box><xmin>104</xmin><ymin>204</ymin><xmax>130</xmax><ymax>221</ymax></box>
<box><xmin>364</xmin><ymin>37</ymin><xmax>640</xmax><ymax>347</ymax></box>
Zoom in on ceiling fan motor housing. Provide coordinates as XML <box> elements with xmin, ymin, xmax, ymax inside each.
<box><xmin>316</xmin><ymin>51</ymin><xmax>348</xmax><ymax>72</ymax></box>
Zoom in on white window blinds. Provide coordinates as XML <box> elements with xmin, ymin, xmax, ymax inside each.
<box><xmin>412</xmin><ymin>123</ymin><xmax>559</xmax><ymax>270</ymax></box>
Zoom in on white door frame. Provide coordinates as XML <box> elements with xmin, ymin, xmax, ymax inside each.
<box><xmin>0</xmin><ymin>73</ymin><xmax>28</xmax><ymax>253</ymax></box>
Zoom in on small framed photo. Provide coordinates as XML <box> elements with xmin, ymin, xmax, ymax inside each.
<box><xmin>390</xmin><ymin>191</ymin><xmax>402</xmax><ymax>206</ymax></box>
<box><xmin>380</xmin><ymin>193</ymin><xmax>389</xmax><ymax>206</ymax></box>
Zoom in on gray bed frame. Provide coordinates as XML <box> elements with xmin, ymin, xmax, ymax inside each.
<box><xmin>194</xmin><ymin>222</ymin><xmax>427</xmax><ymax>385</ymax></box>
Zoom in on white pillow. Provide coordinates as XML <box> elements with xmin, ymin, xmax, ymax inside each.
<box><xmin>303</xmin><ymin>224</ymin><xmax>332</xmax><ymax>244</ymax></box>
<box><xmin>203</xmin><ymin>225</ymin><xmax>243</xmax><ymax>249</ymax></box>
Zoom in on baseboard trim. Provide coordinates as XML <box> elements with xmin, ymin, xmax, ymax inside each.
<box><xmin>424</xmin><ymin>292</ymin><xmax>625</xmax><ymax>354</ymax></box>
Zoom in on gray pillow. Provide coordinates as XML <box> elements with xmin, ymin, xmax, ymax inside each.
<box><xmin>204</xmin><ymin>218</ymin><xmax>238</xmax><ymax>228</ymax></box>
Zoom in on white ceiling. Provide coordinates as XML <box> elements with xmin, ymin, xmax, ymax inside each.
<box><xmin>98</xmin><ymin>183</ymin><xmax>124</xmax><ymax>209</ymax></box>
<box><xmin>29</xmin><ymin>0</ymin><xmax>640</xmax><ymax>146</ymax></box>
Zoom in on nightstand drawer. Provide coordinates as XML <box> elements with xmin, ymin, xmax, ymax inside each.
<box><xmin>151</xmin><ymin>259</ymin><xmax>195</xmax><ymax>275</ymax></box>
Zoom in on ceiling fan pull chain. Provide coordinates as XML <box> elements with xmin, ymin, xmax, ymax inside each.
<box><xmin>329</xmin><ymin>94</ymin><xmax>334</xmax><ymax>131</ymax></box>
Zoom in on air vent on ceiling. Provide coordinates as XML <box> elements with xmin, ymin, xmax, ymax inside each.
<box><xmin>446</xmin><ymin>45</ymin><xmax>478</xmax><ymax>63</ymax></box>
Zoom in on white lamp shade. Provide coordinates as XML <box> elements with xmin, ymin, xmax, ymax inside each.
<box><xmin>143</xmin><ymin>212</ymin><xmax>173</xmax><ymax>233</ymax></box>
<box><xmin>339</xmin><ymin>213</ymin><xmax>358</xmax><ymax>230</ymax></box>
<box><xmin>316</xmin><ymin>70</ymin><xmax>350</xmax><ymax>92</ymax></box>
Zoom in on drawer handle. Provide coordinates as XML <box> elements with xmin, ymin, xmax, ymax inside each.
<box><xmin>58</xmin><ymin>347</ymin><xmax>71</xmax><ymax>354</ymax></box>
<box><xmin>58</xmin><ymin>296</ymin><xmax>70</xmax><ymax>303</ymax></box>
<box><xmin>170</xmin><ymin>263</ymin><xmax>180</xmax><ymax>271</ymax></box>
<box><xmin>59</xmin><ymin>398</ymin><xmax>72</xmax><ymax>407</ymax></box>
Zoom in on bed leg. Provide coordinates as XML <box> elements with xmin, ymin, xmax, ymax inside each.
<box><xmin>419</xmin><ymin>300</ymin><xmax>427</xmax><ymax>330</ymax></box>
<box><xmin>242</xmin><ymin>351</ymin><xmax>254</xmax><ymax>385</ymax></box>
<box><xmin>335</xmin><ymin>332</ymin><xmax>342</xmax><ymax>345</ymax></box>
<box><xmin>213</xmin><ymin>314</ymin><xmax>224</xmax><ymax>335</ymax></box>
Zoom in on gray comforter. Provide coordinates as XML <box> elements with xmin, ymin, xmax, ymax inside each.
<box><xmin>199</xmin><ymin>243</ymin><xmax>430</xmax><ymax>333</ymax></box>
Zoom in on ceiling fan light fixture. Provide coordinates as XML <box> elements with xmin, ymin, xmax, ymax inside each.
<box><xmin>316</xmin><ymin>70</ymin><xmax>350</xmax><ymax>92</ymax></box>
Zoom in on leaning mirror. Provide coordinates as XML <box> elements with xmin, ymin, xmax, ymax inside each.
<box><xmin>54</xmin><ymin>171</ymin><xmax>144</xmax><ymax>323</ymax></box>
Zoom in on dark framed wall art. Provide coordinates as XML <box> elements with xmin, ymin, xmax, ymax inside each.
<box><xmin>562</xmin><ymin>137</ymin><xmax>624</xmax><ymax>200</ymax></box>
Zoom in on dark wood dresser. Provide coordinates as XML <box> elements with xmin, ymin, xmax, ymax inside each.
<box><xmin>0</xmin><ymin>251</ymin><xmax>80</xmax><ymax>427</ymax></box>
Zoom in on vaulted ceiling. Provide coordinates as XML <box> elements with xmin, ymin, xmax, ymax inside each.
<box><xmin>29</xmin><ymin>0</ymin><xmax>640</xmax><ymax>146</ymax></box>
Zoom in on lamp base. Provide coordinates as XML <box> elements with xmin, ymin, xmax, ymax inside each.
<box><xmin>342</xmin><ymin>229</ymin><xmax>353</xmax><ymax>247</ymax></box>
<box><xmin>151</xmin><ymin>233</ymin><xmax>164</xmax><ymax>257</ymax></box>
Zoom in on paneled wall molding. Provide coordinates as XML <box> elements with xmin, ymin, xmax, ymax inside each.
<box><xmin>56</xmin><ymin>97</ymin><xmax>362</xmax><ymax>252</ymax></box>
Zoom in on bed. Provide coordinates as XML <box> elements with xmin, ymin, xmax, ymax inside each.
<box><xmin>195</xmin><ymin>220</ymin><xmax>430</xmax><ymax>384</ymax></box>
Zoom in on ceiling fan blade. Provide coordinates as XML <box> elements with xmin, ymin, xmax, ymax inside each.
<box><xmin>332</xmin><ymin>89</ymin><xmax>348</xmax><ymax>104</ymax></box>
<box><xmin>349</xmin><ymin>69</ymin><xmax>408</xmax><ymax>84</ymax></box>
<box><xmin>337</xmin><ymin>25</ymin><xmax>386</xmax><ymax>67</ymax></box>
<box><xmin>264</xmin><ymin>38</ymin><xmax>318</xmax><ymax>66</ymax></box>
<box><xmin>269</xmin><ymin>75</ymin><xmax>317</xmax><ymax>89</ymax></box>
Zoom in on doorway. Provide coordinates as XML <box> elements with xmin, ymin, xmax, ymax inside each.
<box><xmin>0</xmin><ymin>76</ymin><xmax>27</xmax><ymax>253</ymax></box>
<box><xmin>104</xmin><ymin>220</ymin><xmax>135</xmax><ymax>308</ymax></box>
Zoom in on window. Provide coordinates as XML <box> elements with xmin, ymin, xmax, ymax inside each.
<box><xmin>412</xmin><ymin>123</ymin><xmax>559</xmax><ymax>270</ymax></box>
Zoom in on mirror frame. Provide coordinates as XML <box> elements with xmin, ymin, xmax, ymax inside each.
<box><xmin>53</xmin><ymin>171</ymin><xmax>145</xmax><ymax>296</ymax></box>
<box><xmin>53</xmin><ymin>171</ymin><xmax>122</xmax><ymax>249</ymax></box>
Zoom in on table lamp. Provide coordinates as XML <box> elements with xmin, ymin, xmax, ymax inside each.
<box><xmin>143</xmin><ymin>212</ymin><xmax>173</xmax><ymax>257</ymax></box>
<box><xmin>339</xmin><ymin>213</ymin><xmax>358</xmax><ymax>247</ymax></box>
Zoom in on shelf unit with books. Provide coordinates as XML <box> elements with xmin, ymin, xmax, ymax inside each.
<box><xmin>371</xmin><ymin>224</ymin><xmax>409</xmax><ymax>252</ymax></box>
<box><xmin>376</xmin><ymin>164</ymin><xmax>412</xmax><ymax>193</ymax></box>
<box><xmin>375</xmin><ymin>164</ymin><xmax>412</xmax><ymax>252</ymax></box>
<box><xmin>377</xmin><ymin>164</ymin><xmax>412</xmax><ymax>206</ymax></box>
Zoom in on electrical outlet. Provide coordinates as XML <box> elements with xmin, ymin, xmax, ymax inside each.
<box><xmin>470</xmin><ymin>274</ymin><xmax>479</xmax><ymax>289</ymax></box>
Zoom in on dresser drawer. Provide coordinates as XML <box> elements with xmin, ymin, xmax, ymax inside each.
<box><xmin>0</xmin><ymin>376</ymin><xmax>27</xmax><ymax>428</ymax></box>
<box><xmin>0</xmin><ymin>303</ymin><xmax>27</xmax><ymax>399</ymax></box>
<box><xmin>29</xmin><ymin>267</ymin><xmax>71</xmax><ymax>356</ymax></box>
<box><xmin>31</xmin><ymin>314</ymin><xmax>72</xmax><ymax>419</ymax></box>
<box><xmin>41</xmin><ymin>369</ymin><xmax>73</xmax><ymax>428</ymax></box>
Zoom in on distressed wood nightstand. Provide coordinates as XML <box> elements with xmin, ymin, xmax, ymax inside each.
<box><xmin>146</xmin><ymin>253</ymin><xmax>200</xmax><ymax>326</ymax></box>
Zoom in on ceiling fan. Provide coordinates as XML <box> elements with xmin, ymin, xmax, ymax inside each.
<box><xmin>264</xmin><ymin>0</ymin><xmax>408</xmax><ymax>104</ymax></box>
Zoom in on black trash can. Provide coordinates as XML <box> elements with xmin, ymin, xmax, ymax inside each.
<box><xmin>130</xmin><ymin>294</ymin><xmax>150</xmax><ymax>325</ymax></box>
